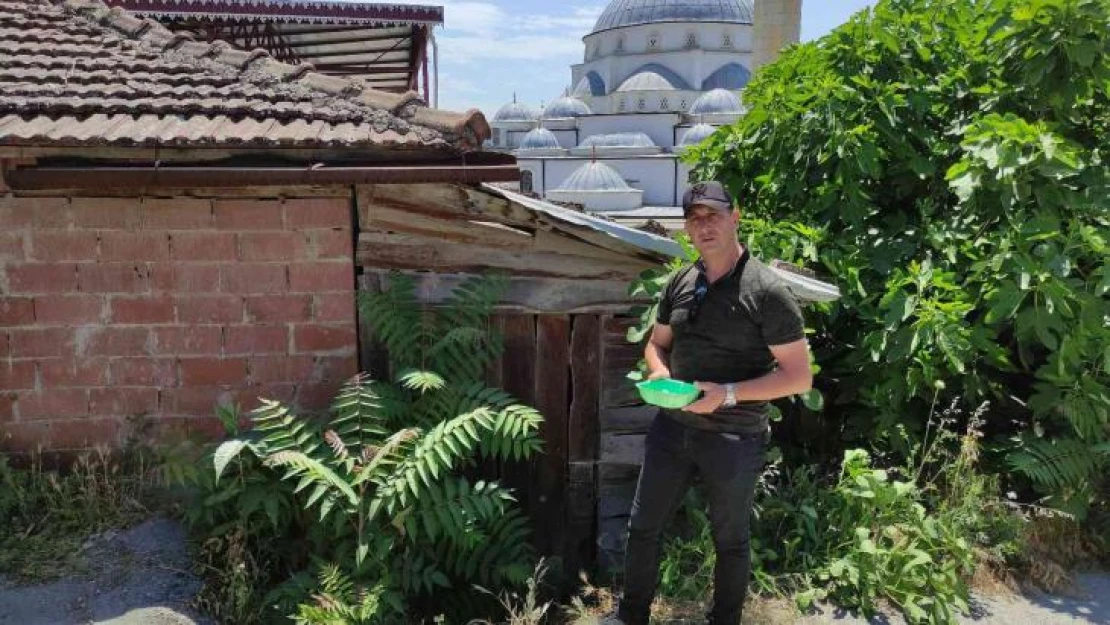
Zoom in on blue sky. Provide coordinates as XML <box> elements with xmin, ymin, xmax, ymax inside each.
<box><xmin>389</xmin><ymin>1</ymin><xmax>875</xmax><ymax>115</ymax></box>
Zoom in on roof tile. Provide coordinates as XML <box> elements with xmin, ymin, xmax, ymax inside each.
<box><xmin>0</xmin><ymin>0</ymin><xmax>490</xmax><ymax>154</ymax></box>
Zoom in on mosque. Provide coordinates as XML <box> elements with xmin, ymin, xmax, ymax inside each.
<box><xmin>488</xmin><ymin>0</ymin><xmax>802</xmax><ymax>224</ymax></box>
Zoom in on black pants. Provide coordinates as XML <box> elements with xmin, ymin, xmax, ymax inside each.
<box><xmin>617</xmin><ymin>412</ymin><xmax>766</xmax><ymax>625</ymax></box>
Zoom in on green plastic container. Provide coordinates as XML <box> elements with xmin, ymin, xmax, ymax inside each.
<box><xmin>636</xmin><ymin>379</ymin><xmax>700</xmax><ymax>409</ymax></box>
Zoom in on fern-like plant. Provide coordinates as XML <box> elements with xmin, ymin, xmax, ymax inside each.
<box><xmin>190</xmin><ymin>273</ymin><xmax>544</xmax><ymax>623</ymax></box>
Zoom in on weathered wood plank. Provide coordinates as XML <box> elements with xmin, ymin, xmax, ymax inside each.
<box><xmin>357</xmin><ymin>232</ymin><xmax>648</xmax><ymax>280</ymax></box>
<box><xmin>598</xmin><ymin>479</ymin><xmax>639</xmax><ymax>520</ymax></box>
<box><xmin>566</xmin><ymin>461</ymin><xmax>597</xmax><ymax>579</ymax></box>
<box><xmin>601</xmin><ymin>405</ymin><xmax>656</xmax><ymax>434</ymax></box>
<box><xmin>500</xmin><ymin>315</ymin><xmax>537</xmax><ymax>509</ymax></box>
<box><xmin>362</xmin><ymin>270</ymin><xmax>638</xmax><ymax>315</ymax></box>
<box><xmin>532</xmin><ymin>315</ymin><xmax>571</xmax><ymax>557</ymax></box>
<box><xmin>597</xmin><ymin>516</ymin><xmax>630</xmax><ymax>574</ymax></box>
<box><xmin>569</xmin><ymin>315</ymin><xmax>602</xmax><ymax>462</ymax></box>
<box><xmin>600</xmin><ymin>432</ymin><xmax>647</xmax><ymax>466</ymax></box>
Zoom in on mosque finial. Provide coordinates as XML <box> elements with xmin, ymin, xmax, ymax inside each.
<box><xmin>512</xmin><ymin>92</ymin><xmax>517</xmax><ymax>104</ymax></box>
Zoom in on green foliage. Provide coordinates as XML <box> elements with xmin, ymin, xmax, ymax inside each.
<box><xmin>0</xmin><ymin>449</ymin><xmax>160</xmax><ymax>582</ymax></box>
<box><xmin>684</xmin><ymin>0</ymin><xmax>1110</xmax><ymax>515</ymax></box>
<box><xmin>179</xmin><ymin>274</ymin><xmax>544</xmax><ymax>623</ymax></box>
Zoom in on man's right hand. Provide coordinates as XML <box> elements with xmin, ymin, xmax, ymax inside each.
<box><xmin>648</xmin><ymin>368</ymin><xmax>671</xmax><ymax>380</ymax></box>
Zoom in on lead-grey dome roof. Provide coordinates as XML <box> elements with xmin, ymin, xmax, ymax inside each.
<box><xmin>591</xmin><ymin>0</ymin><xmax>754</xmax><ymax>34</ymax></box>
<box><xmin>679</xmin><ymin>123</ymin><xmax>718</xmax><ymax>147</ymax></box>
<box><xmin>518</xmin><ymin>128</ymin><xmax>561</xmax><ymax>150</ymax></box>
<box><xmin>543</xmin><ymin>97</ymin><xmax>592</xmax><ymax>119</ymax></box>
<box><xmin>493</xmin><ymin>101</ymin><xmax>539</xmax><ymax>122</ymax></box>
<box><xmin>556</xmin><ymin>162</ymin><xmax>632</xmax><ymax>191</ymax></box>
<box><xmin>689</xmin><ymin>88</ymin><xmax>743</xmax><ymax>115</ymax></box>
<box><xmin>579</xmin><ymin>132</ymin><xmax>657</xmax><ymax>148</ymax></box>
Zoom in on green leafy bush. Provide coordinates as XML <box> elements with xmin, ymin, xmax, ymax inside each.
<box><xmin>177</xmin><ymin>274</ymin><xmax>544</xmax><ymax>623</ymax></box>
<box><xmin>685</xmin><ymin>0</ymin><xmax>1109</xmax><ymax>517</ymax></box>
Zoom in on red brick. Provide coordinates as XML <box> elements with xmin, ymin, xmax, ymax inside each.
<box><xmin>17</xmin><ymin>389</ymin><xmax>89</xmax><ymax>420</ymax></box>
<box><xmin>9</xmin><ymin>328</ymin><xmax>75</xmax><ymax>358</ymax></box>
<box><xmin>224</xmin><ymin>325</ymin><xmax>288</xmax><ymax>354</ymax></box>
<box><xmin>0</xmin><ymin>361</ymin><xmax>36</xmax><ymax>390</ymax></box>
<box><xmin>28</xmin><ymin>197</ymin><xmax>73</xmax><ymax>229</ymax></box>
<box><xmin>169</xmin><ymin>232</ymin><xmax>237</xmax><ymax>261</ymax></box>
<box><xmin>150</xmin><ymin>264</ymin><xmax>220</xmax><ymax>292</ymax></box>
<box><xmin>179</xmin><ymin>357</ymin><xmax>248</xmax><ymax>386</ymax></box>
<box><xmin>288</xmin><ymin>262</ymin><xmax>351</xmax><ymax>292</ymax></box>
<box><xmin>214</xmin><ymin>199</ymin><xmax>283</xmax><ymax>230</ymax></box>
<box><xmin>236</xmin><ymin>383</ymin><xmax>296</xmax><ymax>410</ymax></box>
<box><xmin>110</xmin><ymin>296</ymin><xmax>175</xmax><ymax>324</ymax></box>
<box><xmin>0</xmin><ymin>297</ymin><xmax>35</xmax><ymax>325</ymax></box>
<box><xmin>33</xmin><ymin>294</ymin><xmax>103</xmax><ymax>325</ymax></box>
<box><xmin>239</xmin><ymin>231</ymin><xmax>308</xmax><ymax>261</ymax></box>
<box><xmin>72</xmin><ymin>197</ymin><xmax>141</xmax><ymax>229</ymax></box>
<box><xmin>176</xmin><ymin>295</ymin><xmax>243</xmax><ymax>323</ymax></box>
<box><xmin>82</xmin><ymin>327</ymin><xmax>150</xmax><ymax>357</ymax></box>
<box><xmin>313</xmin><ymin>292</ymin><xmax>355</xmax><ymax>322</ymax></box>
<box><xmin>313</xmin><ymin>355</ymin><xmax>358</xmax><ymax>383</ymax></box>
<box><xmin>151</xmin><ymin>326</ymin><xmax>223</xmax><ymax>355</ymax></box>
<box><xmin>0</xmin><ymin>196</ymin><xmax>33</xmax><ymax>229</ymax></box>
<box><xmin>49</xmin><ymin>418</ymin><xmax>121</xmax><ymax>450</ymax></box>
<box><xmin>98</xmin><ymin>232</ymin><xmax>170</xmax><ymax>262</ymax></box>
<box><xmin>29</xmin><ymin>231</ymin><xmax>99</xmax><ymax>261</ymax></box>
<box><xmin>142</xmin><ymin>198</ymin><xmax>213</xmax><ymax>230</ymax></box>
<box><xmin>293</xmin><ymin>324</ymin><xmax>356</xmax><ymax>354</ymax></box>
<box><xmin>297</xmin><ymin>382</ymin><xmax>341</xmax><ymax>411</ymax></box>
<box><xmin>221</xmin><ymin>264</ymin><xmax>287</xmax><ymax>294</ymax></box>
<box><xmin>285</xmin><ymin>198</ymin><xmax>349</xmax><ymax>229</ymax></box>
<box><xmin>0</xmin><ymin>232</ymin><xmax>26</xmax><ymax>261</ymax></box>
<box><xmin>245</xmin><ymin>294</ymin><xmax>312</xmax><ymax>322</ymax></box>
<box><xmin>0</xmin><ymin>393</ymin><xmax>15</xmax><ymax>424</ymax></box>
<box><xmin>39</xmin><ymin>358</ymin><xmax>109</xmax><ymax>387</ymax></box>
<box><xmin>89</xmin><ymin>388</ymin><xmax>159</xmax><ymax>416</ymax></box>
<box><xmin>0</xmin><ymin>333</ymin><xmax>7</xmax><ymax>359</ymax></box>
<box><xmin>308</xmin><ymin>230</ymin><xmax>351</xmax><ymax>260</ymax></box>
<box><xmin>160</xmin><ymin>387</ymin><xmax>234</xmax><ymax>415</ymax></box>
<box><xmin>248</xmin><ymin>355</ymin><xmax>315</xmax><ymax>383</ymax></box>
<box><xmin>0</xmin><ymin>422</ymin><xmax>51</xmax><ymax>452</ymax></box>
<box><xmin>77</xmin><ymin>263</ymin><xmax>152</xmax><ymax>293</ymax></box>
<box><xmin>8</xmin><ymin>263</ymin><xmax>78</xmax><ymax>293</ymax></box>
<box><xmin>110</xmin><ymin>358</ymin><xmax>178</xmax><ymax>386</ymax></box>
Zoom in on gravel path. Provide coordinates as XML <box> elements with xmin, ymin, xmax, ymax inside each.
<box><xmin>0</xmin><ymin>518</ymin><xmax>211</xmax><ymax>625</ymax></box>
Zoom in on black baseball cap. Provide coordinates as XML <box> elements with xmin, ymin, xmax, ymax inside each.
<box><xmin>682</xmin><ymin>181</ymin><xmax>734</xmax><ymax>217</ymax></box>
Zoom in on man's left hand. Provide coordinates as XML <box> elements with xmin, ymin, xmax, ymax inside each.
<box><xmin>685</xmin><ymin>382</ymin><xmax>725</xmax><ymax>414</ymax></box>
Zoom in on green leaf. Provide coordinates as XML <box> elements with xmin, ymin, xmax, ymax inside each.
<box><xmin>801</xmin><ymin>389</ymin><xmax>825</xmax><ymax>411</ymax></box>
<box><xmin>212</xmin><ymin>439</ymin><xmax>249</xmax><ymax>481</ymax></box>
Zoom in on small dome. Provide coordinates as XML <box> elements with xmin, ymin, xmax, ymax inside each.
<box><xmin>518</xmin><ymin>128</ymin><xmax>561</xmax><ymax>150</ymax></box>
<box><xmin>579</xmin><ymin>132</ymin><xmax>657</xmax><ymax>148</ymax></box>
<box><xmin>493</xmin><ymin>100</ymin><xmax>539</xmax><ymax>122</ymax></box>
<box><xmin>543</xmin><ymin>97</ymin><xmax>592</xmax><ymax>119</ymax></box>
<box><xmin>591</xmin><ymin>0</ymin><xmax>754</xmax><ymax>34</ymax></box>
<box><xmin>679</xmin><ymin>123</ymin><xmax>718</xmax><ymax>147</ymax></box>
<box><xmin>701</xmin><ymin>63</ymin><xmax>752</xmax><ymax>91</ymax></box>
<box><xmin>556</xmin><ymin>162</ymin><xmax>631</xmax><ymax>191</ymax></box>
<box><xmin>689</xmin><ymin>88</ymin><xmax>743</xmax><ymax>115</ymax></box>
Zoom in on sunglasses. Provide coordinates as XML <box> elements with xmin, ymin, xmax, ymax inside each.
<box><xmin>690</xmin><ymin>272</ymin><xmax>709</xmax><ymax>322</ymax></box>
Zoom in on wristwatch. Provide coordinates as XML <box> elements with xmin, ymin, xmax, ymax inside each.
<box><xmin>722</xmin><ymin>383</ymin><xmax>738</xmax><ymax>408</ymax></box>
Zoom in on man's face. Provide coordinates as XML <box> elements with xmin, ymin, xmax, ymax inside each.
<box><xmin>684</xmin><ymin>204</ymin><xmax>739</xmax><ymax>255</ymax></box>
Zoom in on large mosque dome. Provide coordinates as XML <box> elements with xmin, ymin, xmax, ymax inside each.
<box><xmin>590</xmin><ymin>0</ymin><xmax>754</xmax><ymax>34</ymax></box>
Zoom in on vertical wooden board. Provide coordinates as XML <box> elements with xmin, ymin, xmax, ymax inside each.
<box><xmin>568</xmin><ymin>315</ymin><xmax>602</xmax><ymax>462</ymax></box>
<box><xmin>566</xmin><ymin>314</ymin><xmax>601</xmax><ymax>578</ymax></box>
<box><xmin>499</xmin><ymin>314</ymin><xmax>537</xmax><ymax>519</ymax></box>
<box><xmin>531</xmin><ymin>315</ymin><xmax>570</xmax><ymax>558</ymax></box>
<box><xmin>476</xmin><ymin>314</ymin><xmax>509</xmax><ymax>481</ymax></box>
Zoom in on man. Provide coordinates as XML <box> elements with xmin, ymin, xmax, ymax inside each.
<box><xmin>611</xmin><ymin>181</ymin><xmax>813</xmax><ymax>625</ymax></box>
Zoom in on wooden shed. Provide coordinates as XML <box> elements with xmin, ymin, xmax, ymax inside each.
<box><xmin>0</xmin><ymin>0</ymin><xmax>677</xmax><ymax>576</ymax></box>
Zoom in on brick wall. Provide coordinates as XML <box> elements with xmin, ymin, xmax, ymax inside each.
<box><xmin>0</xmin><ymin>193</ymin><xmax>359</xmax><ymax>452</ymax></box>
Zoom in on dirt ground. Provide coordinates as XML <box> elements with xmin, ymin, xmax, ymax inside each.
<box><xmin>0</xmin><ymin>517</ymin><xmax>1106</xmax><ymax>625</ymax></box>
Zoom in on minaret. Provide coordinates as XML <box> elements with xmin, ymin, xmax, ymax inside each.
<box><xmin>753</xmin><ymin>0</ymin><xmax>803</xmax><ymax>72</ymax></box>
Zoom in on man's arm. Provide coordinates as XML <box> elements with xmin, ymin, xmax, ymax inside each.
<box><xmin>685</xmin><ymin>339</ymin><xmax>813</xmax><ymax>414</ymax></box>
<box><xmin>644</xmin><ymin>323</ymin><xmax>674</xmax><ymax>380</ymax></box>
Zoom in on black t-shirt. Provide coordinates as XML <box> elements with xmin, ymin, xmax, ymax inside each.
<box><xmin>656</xmin><ymin>251</ymin><xmax>806</xmax><ymax>433</ymax></box>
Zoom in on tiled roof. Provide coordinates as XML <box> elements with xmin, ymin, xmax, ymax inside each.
<box><xmin>0</xmin><ymin>0</ymin><xmax>490</xmax><ymax>155</ymax></box>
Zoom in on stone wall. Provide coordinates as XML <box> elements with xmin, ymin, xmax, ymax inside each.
<box><xmin>0</xmin><ymin>191</ymin><xmax>359</xmax><ymax>452</ymax></box>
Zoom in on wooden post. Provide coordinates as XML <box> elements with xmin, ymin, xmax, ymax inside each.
<box><xmin>532</xmin><ymin>315</ymin><xmax>570</xmax><ymax>561</ymax></box>
<box><xmin>567</xmin><ymin>314</ymin><xmax>602</xmax><ymax>579</ymax></box>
